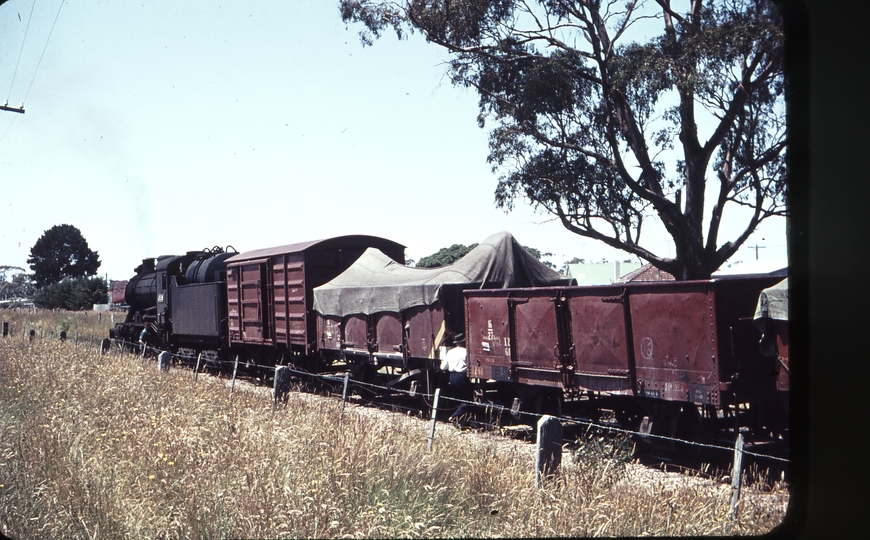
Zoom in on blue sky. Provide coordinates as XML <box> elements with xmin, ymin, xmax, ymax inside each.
<box><xmin>0</xmin><ymin>0</ymin><xmax>787</xmax><ymax>281</ymax></box>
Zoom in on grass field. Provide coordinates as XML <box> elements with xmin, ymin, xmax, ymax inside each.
<box><xmin>0</xmin><ymin>310</ymin><xmax>790</xmax><ymax>538</ymax></box>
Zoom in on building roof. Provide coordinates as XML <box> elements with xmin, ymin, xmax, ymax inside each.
<box><xmin>617</xmin><ymin>263</ymin><xmax>675</xmax><ymax>282</ymax></box>
<box><xmin>616</xmin><ymin>257</ymin><xmax>788</xmax><ymax>283</ymax></box>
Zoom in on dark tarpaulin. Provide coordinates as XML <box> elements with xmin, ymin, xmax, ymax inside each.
<box><xmin>312</xmin><ymin>231</ymin><xmax>575</xmax><ymax>317</ymax></box>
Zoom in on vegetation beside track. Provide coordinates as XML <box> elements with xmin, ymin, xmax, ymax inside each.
<box><xmin>1</xmin><ymin>311</ymin><xmax>789</xmax><ymax>538</ymax></box>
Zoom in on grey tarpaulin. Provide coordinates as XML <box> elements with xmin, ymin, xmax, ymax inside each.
<box><xmin>754</xmin><ymin>277</ymin><xmax>788</xmax><ymax>324</ymax></box>
<box><xmin>312</xmin><ymin>231</ymin><xmax>575</xmax><ymax>318</ymax></box>
<box><xmin>753</xmin><ymin>277</ymin><xmax>788</xmax><ymax>356</ymax></box>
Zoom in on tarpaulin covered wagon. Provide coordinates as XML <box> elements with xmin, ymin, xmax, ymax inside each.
<box><xmin>312</xmin><ymin>232</ymin><xmax>574</xmax><ymax>385</ymax></box>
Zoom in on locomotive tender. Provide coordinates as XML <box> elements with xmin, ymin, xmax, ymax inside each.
<box><xmin>111</xmin><ymin>232</ymin><xmax>788</xmax><ymax>448</ymax></box>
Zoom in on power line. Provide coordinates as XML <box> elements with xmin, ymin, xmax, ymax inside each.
<box><xmin>5</xmin><ymin>0</ymin><xmax>37</xmax><ymax>102</ymax></box>
<box><xmin>22</xmin><ymin>0</ymin><xmax>65</xmax><ymax>105</ymax></box>
<box><xmin>1</xmin><ymin>0</ymin><xmax>65</xmax><ymax>117</ymax></box>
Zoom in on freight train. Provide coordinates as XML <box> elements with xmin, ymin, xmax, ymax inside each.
<box><xmin>111</xmin><ymin>232</ymin><xmax>788</xmax><ymax>451</ymax></box>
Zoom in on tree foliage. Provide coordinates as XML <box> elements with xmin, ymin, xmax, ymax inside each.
<box><xmin>0</xmin><ymin>267</ymin><xmax>35</xmax><ymax>300</ymax></box>
<box><xmin>340</xmin><ymin>0</ymin><xmax>787</xmax><ymax>279</ymax></box>
<box><xmin>415</xmin><ymin>242</ymin><xmax>554</xmax><ymax>267</ymax></box>
<box><xmin>27</xmin><ymin>224</ymin><xmax>101</xmax><ymax>288</ymax></box>
<box><xmin>32</xmin><ymin>276</ymin><xmax>108</xmax><ymax>311</ymax></box>
<box><xmin>416</xmin><ymin>243</ymin><xmax>479</xmax><ymax>267</ymax></box>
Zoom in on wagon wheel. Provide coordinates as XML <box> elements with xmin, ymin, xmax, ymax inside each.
<box><xmin>532</xmin><ymin>388</ymin><xmax>563</xmax><ymax>419</ymax></box>
<box><xmin>639</xmin><ymin>402</ymin><xmax>704</xmax><ymax>463</ymax></box>
<box><xmin>343</xmin><ymin>362</ymin><xmax>378</xmax><ymax>401</ymax></box>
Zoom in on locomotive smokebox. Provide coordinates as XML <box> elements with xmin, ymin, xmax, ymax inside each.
<box><xmin>125</xmin><ymin>263</ymin><xmax>158</xmax><ymax>313</ymax></box>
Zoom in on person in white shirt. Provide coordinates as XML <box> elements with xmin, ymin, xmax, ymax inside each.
<box><xmin>440</xmin><ymin>333</ymin><xmax>473</xmax><ymax>425</ymax></box>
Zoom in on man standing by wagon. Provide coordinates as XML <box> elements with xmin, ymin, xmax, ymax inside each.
<box><xmin>441</xmin><ymin>333</ymin><xmax>474</xmax><ymax>426</ymax></box>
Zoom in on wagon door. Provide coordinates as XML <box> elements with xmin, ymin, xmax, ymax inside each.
<box><xmin>465</xmin><ymin>293</ymin><xmax>512</xmax><ymax>382</ymax></box>
<box><xmin>402</xmin><ymin>303</ymin><xmax>446</xmax><ymax>361</ymax></box>
<box><xmin>629</xmin><ymin>287</ymin><xmax>719</xmax><ymax>406</ymax></box>
<box><xmin>511</xmin><ymin>295</ymin><xmax>562</xmax><ymax>387</ymax></box>
<box><xmin>229</xmin><ymin>260</ymin><xmax>270</xmax><ymax>344</ymax></box>
<box><xmin>271</xmin><ymin>253</ymin><xmax>306</xmax><ymax>349</ymax></box>
<box><xmin>566</xmin><ymin>290</ymin><xmax>632</xmax><ymax>393</ymax></box>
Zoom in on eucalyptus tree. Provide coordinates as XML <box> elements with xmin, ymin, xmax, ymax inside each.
<box><xmin>340</xmin><ymin>0</ymin><xmax>787</xmax><ymax>279</ymax></box>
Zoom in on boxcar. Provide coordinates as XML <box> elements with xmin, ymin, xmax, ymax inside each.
<box><xmin>225</xmin><ymin>236</ymin><xmax>405</xmax><ymax>361</ymax></box>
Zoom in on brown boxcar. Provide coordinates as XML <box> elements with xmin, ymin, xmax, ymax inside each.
<box><xmin>464</xmin><ymin>275</ymin><xmax>785</xmax><ymax>439</ymax></box>
<box><xmin>225</xmin><ymin>236</ymin><xmax>404</xmax><ymax>358</ymax></box>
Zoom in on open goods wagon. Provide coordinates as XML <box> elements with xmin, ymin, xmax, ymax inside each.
<box><xmin>464</xmin><ymin>275</ymin><xmax>787</xmax><ymax>445</ymax></box>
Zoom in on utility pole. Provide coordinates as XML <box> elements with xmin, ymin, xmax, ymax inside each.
<box><xmin>749</xmin><ymin>245</ymin><xmax>766</xmax><ymax>260</ymax></box>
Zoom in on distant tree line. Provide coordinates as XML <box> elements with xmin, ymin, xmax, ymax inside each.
<box><xmin>0</xmin><ymin>266</ymin><xmax>34</xmax><ymax>301</ymax></box>
<box><xmin>412</xmin><ymin>244</ymin><xmax>638</xmax><ymax>277</ymax></box>
<box><xmin>1</xmin><ymin>224</ymin><xmax>108</xmax><ymax>310</ymax></box>
<box><xmin>413</xmin><ymin>242</ymin><xmax>558</xmax><ymax>270</ymax></box>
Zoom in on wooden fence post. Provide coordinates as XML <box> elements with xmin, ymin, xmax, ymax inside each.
<box><xmin>340</xmin><ymin>372</ymin><xmax>350</xmax><ymax>416</ymax></box>
<box><xmin>729</xmin><ymin>433</ymin><xmax>745</xmax><ymax>520</ymax></box>
<box><xmin>158</xmin><ymin>351</ymin><xmax>171</xmax><ymax>371</ymax></box>
<box><xmin>230</xmin><ymin>355</ymin><xmax>240</xmax><ymax>396</ymax></box>
<box><xmin>194</xmin><ymin>353</ymin><xmax>203</xmax><ymax>381</ymax></box>
<box><xmin>100</xmin><ymin>338</ymin><xmax>111</xmax><ymax>355</ymax></box>
<box><xmin>427</xmin><ymin>388</ymin><xmax>441</xmax><ymax>453</ymax></box>
<box><xmin>536</xmin><ymin>415</ymin><xmax>563</xmax><ymax>488</ymax></box>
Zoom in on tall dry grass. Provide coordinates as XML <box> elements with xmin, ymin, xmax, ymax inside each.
<box><xmin>1</xmin><ymin>311</ymin><xmax>790</xmax><ymax>538</ymax></box>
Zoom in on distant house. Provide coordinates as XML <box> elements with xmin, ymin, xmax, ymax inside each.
<box><xmin>111</xmin><ymin>280</ymin><xmax>128</xmax><ymax>304</ymax></box>
<box><xmin>614</xmin><ymin>257</ymin><xmax>787</xmax><ymax>284</ymax></box>
<box><xmin>617</xmin><ymin>263</ymin><xmax>675</xmax><ymax>283</ymax></box>
<box><xmin>568</xmin><ymin>261</ymin><xmax>643</xmax><ymax>285</ymax></box>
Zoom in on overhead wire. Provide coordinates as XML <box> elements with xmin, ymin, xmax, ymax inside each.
<box><xmin>22</xmin><ymin>0</ymin><xmax>64</xmax><ymax>104</ymax></box>
<box><xmin>5</xmin><ymin>0</ymin><xmax>37</xmax><ymax>102</ymax></box>
<box><xmin>0</xmin><ymin>0</ymin><xmax>64</xmax><ymax>146</ymax></box>
<box><xmin>0</xmin><ymin>114</ymin><xmax>18</xmax><ymax>144</ymax></box>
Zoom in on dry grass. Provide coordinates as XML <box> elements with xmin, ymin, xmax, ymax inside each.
<box><xmin>0</xmin><ymin>311</ymin><xmax>790</xmax><ymax>538</ymax></box>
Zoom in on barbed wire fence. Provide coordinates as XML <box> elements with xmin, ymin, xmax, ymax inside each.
<box><xmin>3</xmin><ymin>322</ymin><xmax>788</xmax><ymax>514</ymax></box>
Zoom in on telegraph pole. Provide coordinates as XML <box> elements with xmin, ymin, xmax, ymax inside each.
<box><xmin>749</xmin><ymin>245</ymin><xmax>766</xmax><ymax>260</ymax></box>
<box><xmin>1</xmin><ymin>102</ymin><xmax>25</xmax><ymax>114</ymax></box>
